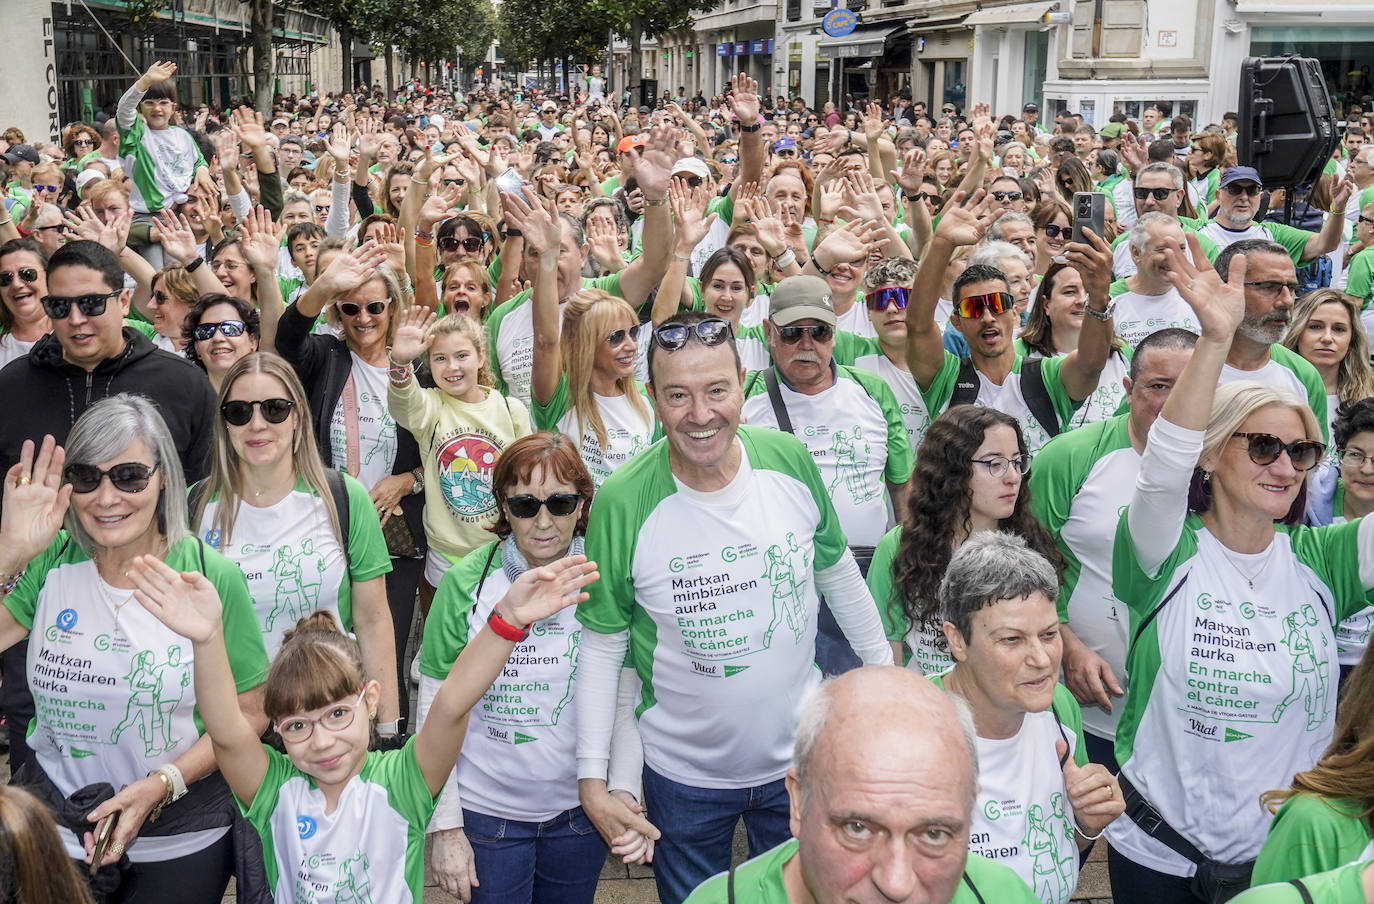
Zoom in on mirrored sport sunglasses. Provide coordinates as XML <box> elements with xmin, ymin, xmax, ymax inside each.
<box><xmin>336</xmin><ymin>299</ymin><xmax>389</xmax><ymax>317</ymax></box>
<box><xmin>192</xmin><ymin>320</ymin><xmax>248</xmax><ymax>341</ymax></box>
<box><xmin>42</xmin><ymin>291</ymin><xmax>120</xmax><ymax>319</ymax></box>
<box><xmin>504</xmin><ymin>493</ymin><xmax>582</xmax><ymax>519</ymax></box>
<box><xmin>0</xmin><ymin>267</ymin><xmax>38</xmax><ymax>287</ymax></box>
<box><xmin>650</xmin><ymin>318</ymin><xmax>734</xmax><ymax>351</ymax></box>
<box><xmin>220</xmin><ymin>398</ymin><xmax>296</xmax><ymax>426</ymax></box>
<box><xmin>63</xmin><ymin>462</ymin><xmax>159</xmax><ymax>494</ymax></box>
<box><xmin>1231</xmin><ymin>432</ymin><xmax>1325</xmax><ymax>471</ymax></box>
<box><xmin>955</xmin><ymin>292</ymin><xmax>1015</xmax><ymax>319</ymax></box>
<box><xmin>865</xmin><ymin>286</ymin><xmax>910</xmax><ymax>312</ymax></box>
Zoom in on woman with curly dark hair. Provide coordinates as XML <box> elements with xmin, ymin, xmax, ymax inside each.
<box><xmin>865</xmin><ymin>404</ymin><xmax>1063</xmax><ymax>673</ymax></box>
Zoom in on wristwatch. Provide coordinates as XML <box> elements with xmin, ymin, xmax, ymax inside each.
<box><xmin>409</xmin><ymin>467</ymin><xmax>424</xmax><ymax>495</ymax></box>
<box><xmin>1084</xmin><ymin>300</ymin><xmax>1115</xmax><ymax>322</ymax></box>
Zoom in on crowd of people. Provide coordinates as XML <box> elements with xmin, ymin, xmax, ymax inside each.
<box><xmin>0</xmin><ymin>58</ymin><xmax>1372</xmax><ymax>904</ymax></box>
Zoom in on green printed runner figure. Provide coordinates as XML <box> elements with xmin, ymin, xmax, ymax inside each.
<box><xmin>152</xmin><ymin>645</ymin><xmax>189</xmax><ymax>753</ymax></box>
<box><xmin>267</xmin><ymin>539</ymin><xmax>325</xmax><ymax>631</ymax></box>
<box><xmin>549</xmin><ymin>629</ymin><xmax>581</xmax><ymax>726</ymax></box>
<box><xmin>110</xmin><ymin>650</ymin><xmax>164</xmax><ymax>756</ymax></box>
<box><xmin>762</xmin><ymin>532</ymin><xmax>809</xmax><ymax>648</ymax></box>
<box><xmin>336</xmin><ymin>850</ymin><xmax>374</xmax><ymax>904</ymax></box>
<box><xmin>1273</xmin><ymin>604</ymin><xmax>1331</xmax><ymax>729</ymax></box>
<box><xmin>1024</xmin><ymin>801</ymin><xmax>1073</xmax><ymax>904</ymax></box>
<box><xmin>364</xmin><ymin>416</ymin><xmax>397</xmax><ymax>467</ymax></box>
<box><xmin>827</xmin><ymin>426</ymin><xmax>877</xmax><ymax>504</ymax></box>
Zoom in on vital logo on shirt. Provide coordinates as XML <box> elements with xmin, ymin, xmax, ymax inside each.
<box><xmin>435</xmin><ymin>431</ymin><xmax>502</xmax><ymax>520</ymax></box>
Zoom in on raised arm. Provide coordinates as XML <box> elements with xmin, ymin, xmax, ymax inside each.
<box><xmin>1307</xmin><ymin>174</ymin><xmax>1355</xmax><ymax>261</ymax></box>
<box><xmin>653</xmin><ymin>178</ymin><xmax>716</xmax><ymax>323</ymax></box>
<box><xmin>294</xmin><ymin>239</ymin><xmax>388</xmax><ymax>320</ymax></box>
<box><xmin>1056</xmin><ymin>228</ymin><xmax>1115</xmax><ymax>401</ymax></box>
<box><xmin>0</xmin><ymin>438</ymin><xmax>71</xmax><ymax>655</ymax></box>
<box><xmin>504</xmin><ymin>189</ymin><xmax>566</xmax><ymax>408</ymax></box>
<box><xmin>615</xmin><ymin>125</ymin><xmax>675</xmax><ymax>307</ymax></box>
<box><xmin>238</xmin><ymin>207</ymin><xmax>286</xmax><ymax>352</ymax></box>
<box><xmin>726</xmin><ymin>74</ymin><xmax>765</xmax><ymax>198</ymax></box>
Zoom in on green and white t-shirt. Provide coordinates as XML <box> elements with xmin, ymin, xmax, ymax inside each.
<box><xmin>330</xmin><ymin>353</ymin><xmax>400</xmax><ymax>492</ymax></box>
<box><xmin>1325</xmin><ymin>497</ymin><xmax>1374</xmax><ymax>666</ymax></box>
<box><xmin>865</xmin><ymin>524</ymin><xmax>953</xmax><ymax>674</ymax></box>
<box><xmin>579</xmin><ymin>427</ymin><xmax>861</xmax><ymax>787</ymax></box>
<box><xmin>1110</xmin><ymin>287</ymin><xmax>1201</xmax><ymax>348</ymax></box>
<box><xmin>1231</xmin><ymin>859</ymin><xmax>1374</xmax><ymax>904</ymax></box>
<box><xmin>684</xmin><ymin>839</ymin><xmax>1041</xmax><ymax>904</ymax></box>
<box><xmin>5</xmin><ymin>534</ymin><xmax>269</xmax><ymax>861</ymax></box>
<box><xmin>419</xmin><ymin>540</ymin><xmax>583</xmax><ymax>821</ymax></box>
<box><xmin>743</xmin><ymin>366</ymin><xmax>914</xmax><ymax>548</ymax></box>
<box><xmin>484</xmin><ymin>272</ymin><xmax>626</xmax><ymax>403</ymax></box>
<box><xmin>1029</xmin><ymin>415</ymin><xmax>1138</xmax><ymax>741</ymax></box>
<box><xmin>936</xmin><ymin>676</ymin><xmax>1087</xmax><ymax>904</ymax></box>
<box><xmin>1108</xmin><ymin>422</ymin><xmax>1373</xmax><ymax>876</ymax></box>
<box><xmin>243</xmin><ymin>739</ymin><xmax>436</xmax><ymax>904</ymax></box>
<box><xmin>851</xmin><ymin>340</ymin><xmax>934</xmax><ymax>449</ymax></box>
<box><xmin>1252</xmin><ymin>794</ymin><xmax>1374</xmax><ymax>886</ymax></box>
<box><xmin>197</xmin><ymin>475</ymin><xmax>392</xmax><ymax>657</ymax></box>
<box><xmin>921</xmin><ymin>353</ymin><xmax>1081</xmax><ymax>455</ymax></box>
<box><xmin>1218</xmin><ymin>345</ymin><xmax>1329</xmax><ymax>442</ymax></box>
<box><xmin>531</xmin><ymin>373</ymin><xmax>657</xmax><ymax>486</ymax></box>
<box><xmin>1197</xmin><ymin>220</ymin><xmax>1314</xmax><ymax>265</ymax></box>
<box><xmin>116</xmin><ymin>84</ymin><xmax>207</xmax><ymax>214</ymax></box>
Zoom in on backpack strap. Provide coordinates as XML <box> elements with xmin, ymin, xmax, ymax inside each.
<box><xmin>1050</xmin><ymin>693</ymin><xmax>1073</xmax><ymax>768</ymax></box>
<box><xmin>325</xmin><ymin>469</ymin><xmax>352</xmax><ymax>572</ymax></box>
<box><xmin>949</xmin><ymin>357</ymin><xmax>980</xmax><ymax>408</ymax></box>
<box><xmin>187</xmin><ymin>479</ymin><xmax>208</xmax><ymax>528</ymax></box>
<box><xmin>1287</xmin><ymin>879</ymin><xmax>1315</xmax><ymax>904</ymax></box>
<box><xmin>763</xmin><ymin>368</ymin><xmax>795</xmax><ymax>435</ymax></box>
<box><xmin>960</xmin><ymin>872</ymin><xmax>987</xmax><ymax>904</ymax></box>
<box><xmin>1020</xmin><ymin>357</ymin><xmax>1062</xmax><ymax>440</ymax></box>
<box><xmin>473</xmin><ymin>542</ymin><xmax>502</xmax><ymax>604</ymax></box>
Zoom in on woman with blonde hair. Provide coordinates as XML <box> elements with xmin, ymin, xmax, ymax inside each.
<box><xmin>1282</xmin><ymin>288</ymin><xmax>1374</xmax><ymax>437</ymax></box>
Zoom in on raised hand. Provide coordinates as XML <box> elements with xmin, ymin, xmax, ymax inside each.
<box><xmin>1164</xmin><ymin>233</ymin><xmax>1247</xmax><ymax>341</ymax></box>
<box><xmin>356</xmin><ymin>118</ymin><xmax>382</xmax><ymax>159</ymax></box>
<box><xmin>419</xmin><ymin>182</ymin><xmax>462</xmax><ymax>231</ymax></box>
<box><xmin>1057</xmin><ymin>739</ymin><xmax>1124</xmax><ymax>837</ymax></box>
<box><xmin>751</xmin><ymin>196</ymin><xmax>788</xmax><ymax>258</ymax></box>
<box><xmin>726</xmin><ymin>72</ymin><xmax>761</xmax><ymax>128</ymax></box>
<box><xmin>63</xmin><ymin>205</ymin><xmax>105</xmax><ymax>244</ymax></box>
<box><xmin>502</xmin><ymin>189</ymin><xmax>562</xmax><ymax>257</ymax></box>
<box><xmin>238</xmin><ymin>206</ymin><xmax>281</xmax><ymax>271</ymax></box>
<box><xmin>840</xmin><ymin>170</ymin><xmax>886</xmax><ymax>223</ymax></box>
<box><xmin>895</xmin><ymin>148</ymin><xmax>928</xmax><ymax>193</ymax></box>
<box><xmin>141</xmin><ymin>61</ymin><xmax>176</xmax><ymax>85</ymax></box>
<box><xmin>669</xmin><ymin>178</ymin><xmax>717</xmax><ymax>252</ymax></box>
<box><xmin>1062</xmin><ymin>226</ymin><xmax>1114</xmax><ymax>302</ymax></box>
<box><xmin>933</xmin><ymin>188</ymin><xmax>994</xmax><ymax>247</ymax></box>
<box><xmin>0</xmin><ymin>436</ymin><xmax>71</xmax><ymax>570</ymax></box>
<box><xmin>154</xmin><ymin>209</ymin><xmax>200</xmax><ymax>265</ymax></box>
<box><xmin>375</xmin><ymin>221</ymin><xmax>406</xmax><ymax>272</ymax></box>
<box><xmin>128</xmin><ymin>555</ymin><xmax>225</xmax><ymax>645</ymax></box>
<box><xmin>316</xmin><ymin>240</ymin><xmax>387</xmax><ymax>298</ymax></box>
<box><xmin>813</xmin><ymin>218</ymin><xmax>887</xmax><ymax>271</ymax></box>
<box><xmin>230</xmin><ymin>106</ymin><xmax>268</xmax><ymax>152</ymax></box>
<box><xmin>817</xmin><ymin>180</ymin><xmax>846</xmax><ymax>221</ymax></box>
<box><xmin>861</xmin><ymin>102</ymin><xmax>886</xmax><ymax>142</ymax></box>
<box><xmin>325</xmin><ymin>123</ymin><xmax>352</xmax><ymax>166</ymax></box>
<box><xmin>210</xmin><ymin>129</ymin><xmax>240</xmax><ymax>174</ymax></box>
<box><xmin>495</xmin><ymin>555</ymin><xmax>599</xmax><ymax>628</ymax></box>
<box><xmin>390</xmin><ymin>306</ymin><xmax>437</xmax><ymax>363</ymax></box>
<box><xmin>585</xmin><ymin>216</ymin><xmax>625</xmax><ymax>269</ymax></box>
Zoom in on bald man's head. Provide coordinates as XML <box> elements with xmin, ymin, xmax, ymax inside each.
<box><xmin>786</xmin><ymin>667</ymin><xmax>979</xmax><ymax>904</ymax></box>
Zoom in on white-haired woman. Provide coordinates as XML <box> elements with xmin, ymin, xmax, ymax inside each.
<box><xmin>1104</xmin><ymin>237</ymin><xmax>1374</xmax><ymax>904</ymax></box>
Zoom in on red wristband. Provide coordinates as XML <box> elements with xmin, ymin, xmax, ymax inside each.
<box><xmin>487</xmin><ymin>609</ymin><xmax>529</xmax><ymax>641</ymax></box>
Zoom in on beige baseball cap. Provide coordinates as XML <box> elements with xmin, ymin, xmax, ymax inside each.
<box><xmin>769</xmin><ymin>275</ymin><xmax>837</xmax><ymax>327</ymax></box>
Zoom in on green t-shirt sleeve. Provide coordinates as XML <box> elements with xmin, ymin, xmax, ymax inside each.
<box><xmin>686</xmin><ymin>277</ymin><xmax>705</xmax><ymax>312</ymax></box>
<box><xmin>1348</xmin><ymin>250</ymin><xmax>1374</xmax><ymax>305</ymax></box>
<box><xmin>2</xmin><ymin>533</ymin><xmax>72</xmax><ymax>628</ymax></box>
<box><xmin>865</xmin><ymin>526</ymin><xmax>908</xmax><ymax>645</ymax></box>
<box><xmin>1112</xmin><ymin>508</ymin><xmax>1199</xmax><ymax>612</ymax></box>
<box><xmin>1028</xmin><ymin>430</ymin><xmax>1090</xmax><ymax>620</ymax></box>
<box><xmin>241</xmin><ymin>743</ymin><xmax>291</xmax><ymax>818</ymax></box>
<box><xmin>486</xmin><ymin>255</ymin><xmax>502</xmax><ymax>286</ymax></box>
<box><xmin>1291</xmin><ymin>520</ymin><xmax>1374</xmax><ymax>622</ymax></box>
<box><xmin>578</xmin><ymin>459</ymin><xmax>656</xmax><ymax>635</ymax></box>
<box><xmin>371</xmin><ymin>736</ymin><xmax>439</xmax><ymax>818</ymax></box>
<box><xmin>710</xmin><ymin>194</ymin><xmax>734</xmax><ymax>227</ymax></box>
<box><xmin>343</xmin><ymin>473</ymin><xmax>393</xmax><ymax>582</ymax></box>
<box><xmin>124</xmin><ymin>318</ymin><xmax>156</xmax><ymax>338</ymax></box>
<box><xmin>592</xmin><ymin>270</ymin><xmax>625</xmax><ymax>298</ymax></box>
<box><xmin>833</xmin><ymin>332</ymin><xmax>878</xmax><ymax>367</ymax></box>
<box><xmin>1252</xmin><ymin>794</ymin><xmax>1372</xmax><ymax>886</ymax></box>
<box><xmin>1263</xmin><ymin>222</ymin><xmax>1316</xmax><ymax>265</ymax></box>
<box><xmin>530</xmin><ymin>372</ymin><xmax>571</xmax><ymax>430</ymax></box>
<box><xmin>1053</xmin><ymin>683</ymin><xmax>1089</xmax><ymax>767</ymax></box>
<box><xmin>1033</xmin><ymin>354</ymin><xmax>1084</xmax><ymax>420</ymax></box>
<box><xmin>417</xmin><ymin>541</ymin><xmax>497</xmax><ymax>679</ymax></box>
<box><xmin>919</xmin><ymin>350</ymin><xmax>963</xmax><ymax>414</ymax></box>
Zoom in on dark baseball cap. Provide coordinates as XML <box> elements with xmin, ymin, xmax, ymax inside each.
<box><xmin>2</xmin><ymin>144</ymin><xmax>40</xmax><ymax>165</ymax></box>
<box><xmin>1219</xmin><ymin>166</ymin><xmax>1262</xmax><ymax>189</ymax></box>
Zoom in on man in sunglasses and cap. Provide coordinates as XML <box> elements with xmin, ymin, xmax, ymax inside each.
<box><xmin>742</xmin><ymin>274</ymin><xmax>912</xmax><ymax>674</ymax></box>
<box><xmin>576</xmin><ymin>310</ymin><xmax>894</xmax><ymax>904</ymax></box>
<box><xmin>0</xmin><ymin>240</ymin><xmax>216</xmax><ymax>770</ymax></box>
<box><xmin>906</xmin><ymin>189</ymin><xmax>1116</xmax><ymax>455</ymax></box>
<box><xmin>1199</xmin><ymin>165</ymin><xmax>1352</xmax><ymax>266</ymax></box>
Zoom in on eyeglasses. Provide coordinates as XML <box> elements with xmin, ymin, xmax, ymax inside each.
<box><xmin>504</xmin><ymin>492</ymin><xmax>582</xmax><ymax>518</ymax></box>
<box><xmin>276</xmin><ymin>689</ymin><xmax>368</xmax><ymax>743</ymax></box>
<box><xmin>192</xmin><ymin>319</ymin><xmax>248</xmax><ymax>341</ymax></box>
<box><xmin>0</xmin><ymin>267</ymin><xmax>39</xmax><ymax>287</ymax></box>
<box><xmin>63</xmin><ymin>461</ymin><xmax>159</xmax><ymax>494</ymax></box>
<box><xmin>991</xmin><ymin>190</ymin><xmax>1023</xmax><ymax>202</ymax></box>
<box><xmin>1133</xmin><ymin>187</ymin><xmax>1174</xmax><ymax>201</ymax></box>
<box><xmin>777</xmin><ymin>323</ymin><xmax>834</xmax><ymax>343</ymax></box>
<box><xmin>606</xmin><ymin>327</ymin><xmax>635</xmax><ymax>346</ymax></box>
<box><xmin>651</xmin><ymin>318</ymin><xmax>733</xmax><ymax>351</ymax></box>
<box><xmin>72</xmin><ymin>138</ymin><xmax>95</xmax><ymax>147</ymax></box>
<box><xmin>1041</xmin><ymin>223</ymin><xmax>1069</xmax><ymax>239</ymax></box>
<box><xmin>439</xmin><ymin>235</ymin><xmax>485</xmax><ymax>254</ymax></box>
<box><xmin>970</xmin><ymin>455</ymin><xmax>1030</xmax><ymax>478</ymax></box>
<box><xmin>1340</xmin><ymin>448</ymin><xmax>1374</xmax><ymax>469</ymax></box>
<box><xmin>1223</xmin><ymin>183</ymin><xmax>1261</xmax><ymax>197</ymax></box>
<box><xmin>41</xmin><ymin>291</ymin><xmax>120</xmax><ymax>319</ymax></box>
<box><xmin>955</xmin><ymin>292</ymin><xmax>1015</xmax><ymax>319</ymax></box>
<box><xmin>1243</xmin><ymin>280</ymin><xmax>1300</xmax><ymax>299</ymax></box>
<box><xmin>336</xmin><ymin>299</ymin><xmax>389</xmax><ymax>317</ymax></box>
<box><xmin>1231</xmin><ymin>432</ymin><xmax>1325</xmax><ymax>471</ymax></box>
<box><xmin>865</xmin><ymin>287</ymin><xmax>910</xmax><ymax>311</ymax></box>
<box><xmin>220</xmin><ymin>398</ymin><xmax>296</xmax><ymax>426</ymax></box>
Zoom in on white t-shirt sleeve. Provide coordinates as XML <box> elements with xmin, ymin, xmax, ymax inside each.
<box><xmin>1129</xmin><ymin>416</ymin><xmax>1205</xmax><ymax>578</ymax></box>
<box><xmin>416</xmin><ymin>673</ymin><xmax>464</xmax><ymax>831</ymax></box>
<box><xmin>326</xmin><ymin>177</ymin><xmax>351</xmax><ymax>238</ymax></box>
<box><xmin>814</xmin><ymin>551</ymin><xmax>895</xmax><ymax>665</ymax></box>
<box><xmin>607</xmin><ymin>667</ymin><xmax>644</xmax><ymax>799</ymax></box>
<box><xmin>1360</xmin><ymin>517</ymin><xmax>1374</xmax><ymax>590</ymax></box>
<box><xmin>575</xmin><ymin>628</ymin><xmax>629</xmax><ymax>780</ymax></box>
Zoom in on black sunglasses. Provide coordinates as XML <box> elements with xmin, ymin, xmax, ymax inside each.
<box><xmin>1231</xmin><ymin>432</ymin><xmax>1325</xmax><ymax>471</ymax></box>
<box><xmin>504</xmin><ymin>493</ymin><xmax>582</xmax><ymax>519</ymax></box>
<box><xmin>63</xmin><ymin>462</ymin><xmax>159</xmax><ymax>494</ymax></box>
<box><xmin>1359</xmin><ymin>215</ymin><xmax>1374</xmax><ymax>227</ymax></box>
<box><xmin>336</xmin><ymin>299</ymin><xmax>389</xmax><ymax>317</ymax></box>
<box><xmin>607</xmin><ymin>327</ymin><xmax>635</xmax><ymax>346</ymax></box>
<box><xmin>1042</xmin><ymin>223</ymin><xmax>1070</xmax><ymax>239</ymax></box>
<box><xmin>651</xmin><ymin>318</ymin><xmax>734</xmax><ymax>351</ymax></box>
<box><xmin>777</xmin><ymin>323</ymin><xmax>834</xmax><ymax>343</ymax></box>
<box><xmin>193</xmin><ymin>320</ymin><xmax>248</xmax><ymax>341</ymax></box>
<box><xmin>1133</xmin><ymin>186</ymin><xmax>1174</xmax><ymax>201</ymax></box>
<box><xmin>220</xmin><ymin>398</ymin><xmax>296</xmax><ymax>426</ymax></box>
<box><xmin>42</xmin><ymin>291</ymin><xmax>120</xmax><ymax>319</ymax></box>
<box><xmin>0</xmin><ymin>267</ymin><xmax>39</xmax><ymax>287</ymax></box>
<box><xmin>443</xmin><ymin>177</ymin><xmax>467</xmax><ymax>187</ymax></box>
<box><xmin>1223</xmin><ymin>183</ymin><xmax>1261</xmax><ymax>197</ymax></box>
<box><xmin>991</xmin><ymin>190</ymin><xmax>1023</xmax><ymax>202</ymax></box>
<box><xmin>439</xmin><ymin>235</ymin><xmax>485</xmax><ymax>253</ymax></box>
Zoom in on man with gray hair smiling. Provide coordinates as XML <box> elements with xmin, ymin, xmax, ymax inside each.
<box><xmin>684</xmin><ymin>665</ymin><xmax>1040</xmax><ymax>904</ymax></box>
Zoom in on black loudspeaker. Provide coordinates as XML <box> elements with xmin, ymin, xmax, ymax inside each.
<box><xmin>639</xmin><ymin>79</ymin><xmax>659</xmax><ymax>108</ymax></box>
<box><xmin>1237</xmin><ymin>56</ymin><xmax>1339</xmax><ymax>187</ymax></box>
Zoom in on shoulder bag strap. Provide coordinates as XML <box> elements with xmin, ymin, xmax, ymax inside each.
<box><xmin>1020</xmin><ymin>357</ymin><xmax>1062</xmax><ymax>440</ymax></box>
<box><xmin>949</xmin><ymin>357</ymin><xmax>980</xmax><ymax>408</ymax></box>
<box><xmin>341</xmin><ymin>371</ymin><xmax>361</xmax><ymax>475</ymax></box>
<box><xmin>763</xmin><ymin>368</ymin><xmax>795</xmax><ymax>435</ymax></box>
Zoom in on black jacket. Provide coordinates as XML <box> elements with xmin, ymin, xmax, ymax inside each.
<box><xmin>0</xmin><ymin>327</ymin><xmax>216</xmax><ymax>501</ymax></box>
<box><xmin>274</xmin><ymin>304</ymin><xmax>427</xmax><ymax>550</ymax></box>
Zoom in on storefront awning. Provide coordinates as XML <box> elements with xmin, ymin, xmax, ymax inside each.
<box><xmin>963</xmin><ymin>1</ymin><xmax>1057</xmax><ymax>27</ymax></box>
<box><xmin>818</xmin><ymin>23</ymin><xmax>906</xmax><ymax>59</ymax></box>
